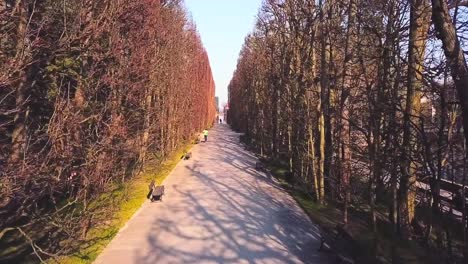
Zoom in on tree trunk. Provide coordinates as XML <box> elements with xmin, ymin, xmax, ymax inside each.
<box><xmin>399</xmin><ymin>0</ymin><xmax>430</xmax><ymax>238</ymax></box>
<box><xmin>431</xmin><ymin>11</ymin><xmax>468</xmax><ymax>257</ymax></box>
<box><xmin>431</xmin><ymin>0</ymin><xmax>468</xmax><ymax>154</ymax></box>
<box><xmin>317</xmin><ymin>0</ymin><xmax>329</xmax><ymax>205</ymax></box>
<box><xmin>340</xmin><ymin>0</ymin><xmax>356</xmax><ymax>226</ymax></box>
<box><xmin>139</xmin><ymin>87</ymin><xmax>153</xmax><ymax>164</ymax></box>
<box><xmin>9</xmin><ymin>0</ymin><xmax>29</xmax><ymax>164</ymax></box>
<box><xmin>432</xmin><ymin>2</ymin><xmax>468</xmax><ymax>255</ymax></box>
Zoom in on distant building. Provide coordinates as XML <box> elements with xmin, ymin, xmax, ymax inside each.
<box><xmin>215</xmin><ymin>97</ymin><xmax>219</xmax><ymax>113</ymax></box>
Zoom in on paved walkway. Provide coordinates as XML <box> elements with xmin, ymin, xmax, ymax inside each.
<box><xmin>94</xmin><ymin>125</ymin><xmax>329</xmax><ymax>264</ymax></box>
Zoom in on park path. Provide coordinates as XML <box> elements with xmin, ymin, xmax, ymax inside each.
<box><xmin>94</xmin><ymin>125</ymin><xmax>329</xmax><ymax>264</ymax></box>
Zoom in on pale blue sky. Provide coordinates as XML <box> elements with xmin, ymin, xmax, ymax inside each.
<box><xmin>184</xmin><ymin>0</ymin><xmax>262</xmax><ymax>107</ymax></box>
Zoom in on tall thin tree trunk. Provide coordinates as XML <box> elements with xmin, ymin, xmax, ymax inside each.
<box><xmin>308</xmin><ymin>30</ymin><xmax>319</xmax><ymax>201</ymax></box>
<box><xmin>139</xmin><ymin>87</ymin><xmax>153</xmax><ymax>164</ymax></box>
<box><xmin>399</xmin><ymin>0</ymin><xmax>430</xmax><ymax>238</ymax></box>
<box><xmin>317</xmin><ymin>0</ymin><xmax>329</xmax><ymax>205</ymax></box>
<box><xmin>10</xmin><ymin>1</ymin><xmax>29</xmax><ymax>164</ymax></box>
<box><xmin>340</xmin><ymin>0</ymin><xmax>356</xmax><ymax>226</ymax></box>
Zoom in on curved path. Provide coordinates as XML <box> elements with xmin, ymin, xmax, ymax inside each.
<box><xmin>94</xmin><ymin>125</ymin><xmax>329</xmax><ymax>264</ymax></box>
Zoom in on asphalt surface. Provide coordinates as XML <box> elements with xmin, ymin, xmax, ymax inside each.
<box><xmin>94</xmin><ymin>124</ymin><xmax>330</xmax><ymax>264</ymax></box>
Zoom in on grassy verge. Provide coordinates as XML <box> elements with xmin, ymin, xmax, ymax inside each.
<box><xmin>261</xmin><ymin>157</ymin><xmax>431</xmax><ymax>264</ymax></box>
<box><xmin>56</xmin><ymin>145</ymin><xmax>191</xmax><ymax>264</ymax></box>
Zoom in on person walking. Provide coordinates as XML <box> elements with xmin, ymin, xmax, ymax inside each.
<box><xmin>203</xmin><ymin>129</ymin><xmax>209</xmax><ymax>142</ymax></box>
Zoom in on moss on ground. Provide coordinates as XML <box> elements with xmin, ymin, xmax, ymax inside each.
<box><xmin>292</xmin><ymin>191</ymin><xmax>432</xmax><ymax>263</ymax></box>
<box><xmin>56</xmin><ymin>145</ymin><xmax>190</xmax><ymax>264</ymax></box>
<box><xmin>261</xmin><ymin>156</ymin><xmax>431</xmax><ymax>263</ymax></box>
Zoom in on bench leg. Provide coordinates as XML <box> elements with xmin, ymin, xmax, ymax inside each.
<box><xmin>335</xmin><ymin>256</ymin><xmax>343</xmax><ymax>264</ymax></box>
<box><xmin>318</xmin><ymin>237</ymin><xmax>325</xmax><ymax>251</ymax></box>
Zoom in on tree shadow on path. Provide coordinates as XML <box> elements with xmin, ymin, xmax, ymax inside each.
<box><xmin>133</xmin><ymin>125</ymin><xmax>330</xmax><ymax>264</ymax></box>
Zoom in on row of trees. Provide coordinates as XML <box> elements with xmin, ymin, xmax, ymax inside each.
<box><xmin>0</xmin><ymin>0</ymin><xmax>215</xmax><ymax>261</ymax></box>
<box><xmin>229</xmin><ymin>0</ymin><xmax>468</xmax><ymax>261</ymax></box>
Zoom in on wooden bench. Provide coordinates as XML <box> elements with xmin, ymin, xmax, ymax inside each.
<box><xmin>182</xmin><ymin>152</ymin><xmax>192</xmax><ymax>160</ymax></box>
<box><xmin>255</xmin><ymin>161</ymin><xmax>265</xmax><ymax>172</ymax></box>
<box><xmin>319</xmin><ymin>225</ymin><xmax>358</xmax><ymax>264</ymax></box>
<box><xmin>147</xmin><ymin>180</ymin><xmax>165</xmax><ymax>202</ymax></box>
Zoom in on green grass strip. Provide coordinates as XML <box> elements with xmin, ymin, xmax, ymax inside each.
<box><xmin>56</xmin><ymin>145</ymin><xmax>190</xmax><ymax>264</ymax></box>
